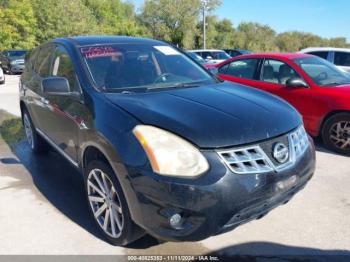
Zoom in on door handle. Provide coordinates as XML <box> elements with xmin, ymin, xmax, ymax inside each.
<box><xmin>40</xmin><ymin>97</ymin><xmax>49</xmax><ymax>105</ymax></box>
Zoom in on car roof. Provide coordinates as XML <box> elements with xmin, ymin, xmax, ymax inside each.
<box><xmin>231</xmin><ymin>53</ymin><xmax>312</xmax><ymax>60</ymax></box>
<box><xmin>53</xmin><ymin>35</ymin><xmax>167</xmax><ymax>47</ymax></box>
<box><xmin>299</xmin><ymin>47</ymin><xmax>350</xmax><ymax>53</ymax></box>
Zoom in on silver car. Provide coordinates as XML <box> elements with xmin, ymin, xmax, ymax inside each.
<box><xmin>299</xmin><ymin>47</ymin><xmax>350</xmax><ymax>73</ymax></box>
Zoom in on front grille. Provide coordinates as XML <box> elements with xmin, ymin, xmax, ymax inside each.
<box><xmin>290</xmin><ymin>125</ymin><xmax>309</xmax><ymax>158</ymax></box>
<box><xmin>217</xmin><ymin>125</ymin><xmax>309</xmax><ymax>174</ymax></box>
<box><xmin>218</xmin><ymin>146</ymin><xmax>273</xmax><ymax>174</ymax></box>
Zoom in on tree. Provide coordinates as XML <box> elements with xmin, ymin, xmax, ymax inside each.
<box><xmin>83</xmin><ymin>0</ymin><xmax>144</xmax><ymax>36</ymax></box>
<box><xmin>275</xmin><ymin>32</ymin><xmax>303</xmax><ymax>52</ymax></box>
<box><xmin>31</xmin><ymin>0</ymin><xmax>98</xmax><ymax>43</ymax></box>
<box><xmin>233</xmin><ymin>22</ymin><xmax>278</xmax><ymax>52</ymax></box>
<box><xmin>139</xmin><ymin>0</ymin><xmax>220</xmax><ymax>49</ymax></box>
<box><xmin>196</xmin><ymin>16</ymin><xmax>234</xmax><ymax>49</ymax></box>
<box><xmin>0</xmin><ymin>0</ymin><xmax>37</xmax><ymax>49</ymax></box>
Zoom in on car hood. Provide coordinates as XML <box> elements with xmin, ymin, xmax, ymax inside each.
<box><xmin>104</xmin><ymin>82</ymin><xmax>301</xmax><ymax>148</ymax></box>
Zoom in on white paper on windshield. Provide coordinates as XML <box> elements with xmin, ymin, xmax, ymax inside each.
<box><xmin>154</xmin><ymin>46</ymin><xmax>180</xmax><ymax>55</ymax></box>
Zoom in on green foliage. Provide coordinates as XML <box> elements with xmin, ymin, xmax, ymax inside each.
<box><xmin>0</xmin><ymin>110</ymin><xmax>24</xmax><ymax>144</ymax></box>
<box><xmin>0</xmin><ymin>0</ymin><xmax>37</xmax><ymax>49</ymax></box>
<box><xmin>0</xmin><ymin>0</ymin><xmax>349</xmax><ymax>52</ymax></box>
<box><xmin>31</xmin><ymin>0</ymin><xmax>98</xmax><ymax>43</ymax></box>
<box><xmin>83</xmin><ymin>0</ymin><xmax>144</xmax><ymax>36</ymax></box>
<box><xmin>140</xmin><ymin>0</ymin><xmax>202</xmax><ymax>48</ymax></box>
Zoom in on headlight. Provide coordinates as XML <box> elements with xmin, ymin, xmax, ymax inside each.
<box><xmin>10</xmin><ymin>60</ymin><xmax>18</xmax><ymax>65</ymax></box>
<box><xmin>133</xmin><ymin>125</ymin><xmax>209</xmax><ymax>178</ymax></box>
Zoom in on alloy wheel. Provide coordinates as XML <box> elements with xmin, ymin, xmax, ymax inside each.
<box><xmin>87</xmin><ymin>168</ymin><xmax>124</xmax><ymax>238</ymax></box>
<box><xmin>23</xmin><ymin>114</ymin><xmax>34</xmax><ymax>149</ymax></box>
<box><xmin>329</xmin><ymin>121</ymin><xmax>350</xmax><ymax>150</ymax></box>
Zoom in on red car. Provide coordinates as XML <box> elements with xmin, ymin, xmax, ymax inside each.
<box><xmin>213</xmin><ymin>53</ymin><xmax>350</xmax><ymax>155</ymax></box>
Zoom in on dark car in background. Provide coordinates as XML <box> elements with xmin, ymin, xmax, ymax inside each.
<box><xmin>224</xmin><ymin>49</ymin><xmax>252</xmax><ymax>57</ymax></box>
<box><xmin>20</xmin><ymin>36</ymin><xmax>315</xmax><ymax>246</ymax></box>
<box><xmin>0</xmin><ymin>50</ymin><xmax>27</xmax><ymax>74</ymax></box>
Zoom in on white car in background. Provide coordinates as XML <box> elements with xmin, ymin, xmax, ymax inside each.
<box><xmin>188</xmin><ymin>49</ymin><xmax>230</xmax><ymax>64</ymax></box>
<box><xmin>299</xmin><ymin>47</ymin><xmax>350</xmax><ymax>73</ymax></box>
<box><xmin>0</xmin><ymin>67</ymin><xmax>5</xmax><ymax>85</ymax></box>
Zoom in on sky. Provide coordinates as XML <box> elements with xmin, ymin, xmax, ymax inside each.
<box><xmin>131</xmin><ymin>0</ymin><xmax>350</xmax><ymax>41</ymax></box>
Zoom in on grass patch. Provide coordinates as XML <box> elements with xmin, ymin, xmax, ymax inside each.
<box><xmin>0</xmin><ymin>109</ymin><xmax>25</xmax><ymax>144</ymax></box>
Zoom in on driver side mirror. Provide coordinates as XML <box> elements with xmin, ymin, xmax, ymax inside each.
<box><xmin>286</xmin><ymin>77</ymin><xmax>309</xmax><ymax>88</ymax></box>
<box><xmin>42</xmin><ymin>77</ymin><xmax>70</xmax><ymax>95</ymax></box>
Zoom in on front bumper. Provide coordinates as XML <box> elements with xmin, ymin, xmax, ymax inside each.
<box><xmin>10</xmin><ymin>64</ymin><xmax>24</xmax><ymax>73</ymax></box>
<box><xmin>127</xmin><ymin>139</ymin><xmax>316</xmax><ymax>241</ymax></box>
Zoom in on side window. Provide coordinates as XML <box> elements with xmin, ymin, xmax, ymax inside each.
<box><xmin>225</xmin><ymin>59</ymin><xmax>258</xmax><ymax>79</ymax></box>
<box><xmin>261</xmin><ymin>59</ymin><xmax>299</xmax><ymax>85</ymax></box>
<box><xmin>334</xmin><ymin>52</ymin><xmax>350</xmax><ymax>66</ymax></box>
<box><xmin>24</xmin><ymin>48</ymin><xmax>39</xmax><ymax>73</ymax></box>
<box><xmin>36</xmin><ymin>45</ymin><xmax>55</xmax><ymax>77</ymax></box>
<box><xmin>201</xmin><ymin>52</ymin><xmax>211</xmax><ymax>59</ymax></box>
<box><xmin>218</xmin><ymin>63</ymin><xmax>229</xmax><ymax>74</ymax></box>
<box><xmin>308</xmin><ymin>51</ymin><xmax>329</xmax><ymax>60</ymax></box>
<box><xmin>51</xmin><ymin>46</ymin><xmax>80</xmax><ymax>93</ymax></box>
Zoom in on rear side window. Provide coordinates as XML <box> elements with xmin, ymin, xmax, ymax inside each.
<box><xmin>24</xmin><ymin>48</ymin><xmax>39</xmax><ymax>73</ymax></box>
<box><xmin>334</xmin><ymin>52</ymin><xmax>350</xmax><ymax>66</ymax></box>
<box><xmin>308</xmin><ymin>51</ymin><xmax>329</xmax><ymax>60</ymax></box>
<box><xmin>224</xmin><ymin>59</ymin><xmax>258</xmax><ymax>79</ymax></box>
<box><xmin>51</xmin><ymin>46</ymin><xmax>80</xmax><ymax>93</ymax></box>
<box><xmin>218</xmin><ymin>63</ymin><xmax>229</xmax><ymax>74</ymax></box>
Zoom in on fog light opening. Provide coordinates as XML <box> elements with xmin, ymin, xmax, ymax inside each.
<box><xmin>169</xmin><ymin>213</ymin><xmax>183</xmax><ymax>229</ymax></box>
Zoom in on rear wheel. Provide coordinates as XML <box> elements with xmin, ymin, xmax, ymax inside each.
<box><xmin>322</xmin><ymin>113</ymin><xmax>350</xmax><ymax>155</ymax></box>
<box><xmin>22</xmin><ymin>111</ymin><xmax>49</xmax><ymax>154</ymax></box>
<box><xmin>84</xmin><ymin>160</ymin><xmax>144</xmax><ymax>246</ymax></box>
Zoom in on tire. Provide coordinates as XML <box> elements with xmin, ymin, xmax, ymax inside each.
<box><xmin>22</xmin><ymin>110</ymin><xmax>49</xmax><ymax>154</ymax></box>
<box><xmin>84</xmin><ymin>160</ymin><xmax>144</xmax><ymax>246</ymax></box>
<box><xmin>322</xmin><ymin>112</ymin><xmax>350</xmax><ymax>155</ymax></box>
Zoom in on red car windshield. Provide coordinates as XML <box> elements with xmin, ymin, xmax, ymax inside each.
<box><xmin>80</xmin><ymin>44</ymin><xmax>215</xmax><ymax>92</ymax></box>
<box><xmin>293</xmin><ymin>56</ymin><xmax>350</xmax><ymax>86</ymax></box>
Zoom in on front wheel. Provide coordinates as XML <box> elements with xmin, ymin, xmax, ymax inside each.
<box><xmin>22</xmin><ymin>111</ymin><xmax>49</xmax><ymax>154</ymax></box>
<box><xmin>84</xmin><ymin>160</ymin><xmax>144</xmax><ymax>246</ymax></box>
<box><xmin>322</xmin><ymin>113</ymin><xmax>350</xmax><ymax>155</ymax></box>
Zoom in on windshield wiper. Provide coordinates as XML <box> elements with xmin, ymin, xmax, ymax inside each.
<box><xmin>171</xmin><ymin>82</ymin><xmax>200</xmax><ymax>88</ymax></box>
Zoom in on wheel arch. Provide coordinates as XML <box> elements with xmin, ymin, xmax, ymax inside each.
<box><xmin>318</xmin><ymin>110</ymin><xmax>350</xmax><ymax>137</ymax></box>
<box><xmin>80</xmin><ymin>140</ymin><xmax>143</xmax><ymax>225</ymax></box>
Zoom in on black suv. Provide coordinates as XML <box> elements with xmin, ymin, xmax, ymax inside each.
<box><xmin>0</xmin><ymin>50</ymin><xmax>27</xmax><ymax>74</ymax></box>
<box><xmin>20</xmin><ymin>36</ymin><xmax>315</xmax><ymax>246</ymax></box>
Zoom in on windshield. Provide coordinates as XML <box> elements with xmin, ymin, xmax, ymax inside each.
<box><xmin>81</xmin><ymin>44</ymin><xmax>216</xmax><ymax>92</ymax></box>
<box><xmin>293</xmin><ymin>56</ymin><xmax>350</xmax><ymax>86</ymax></box>
<box><xmin>186</xmin><ymin>52</ymin><xmax>206</xmax><ymax>64</ymax></box>
<box><xmin>212</xmin><ymin>51</ymin><xmax>230</xmax><ymax>60</ymax></box>
<box><xmin>8</xmin><ymin>50</ymin><xmax>26</xmax><ymax>58</ymax></box>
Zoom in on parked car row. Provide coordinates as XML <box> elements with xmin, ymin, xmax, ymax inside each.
<box><xmin>20</xmin><ymin>36</ymin><xmax>315</xmax><ymax>246</ymax></box>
